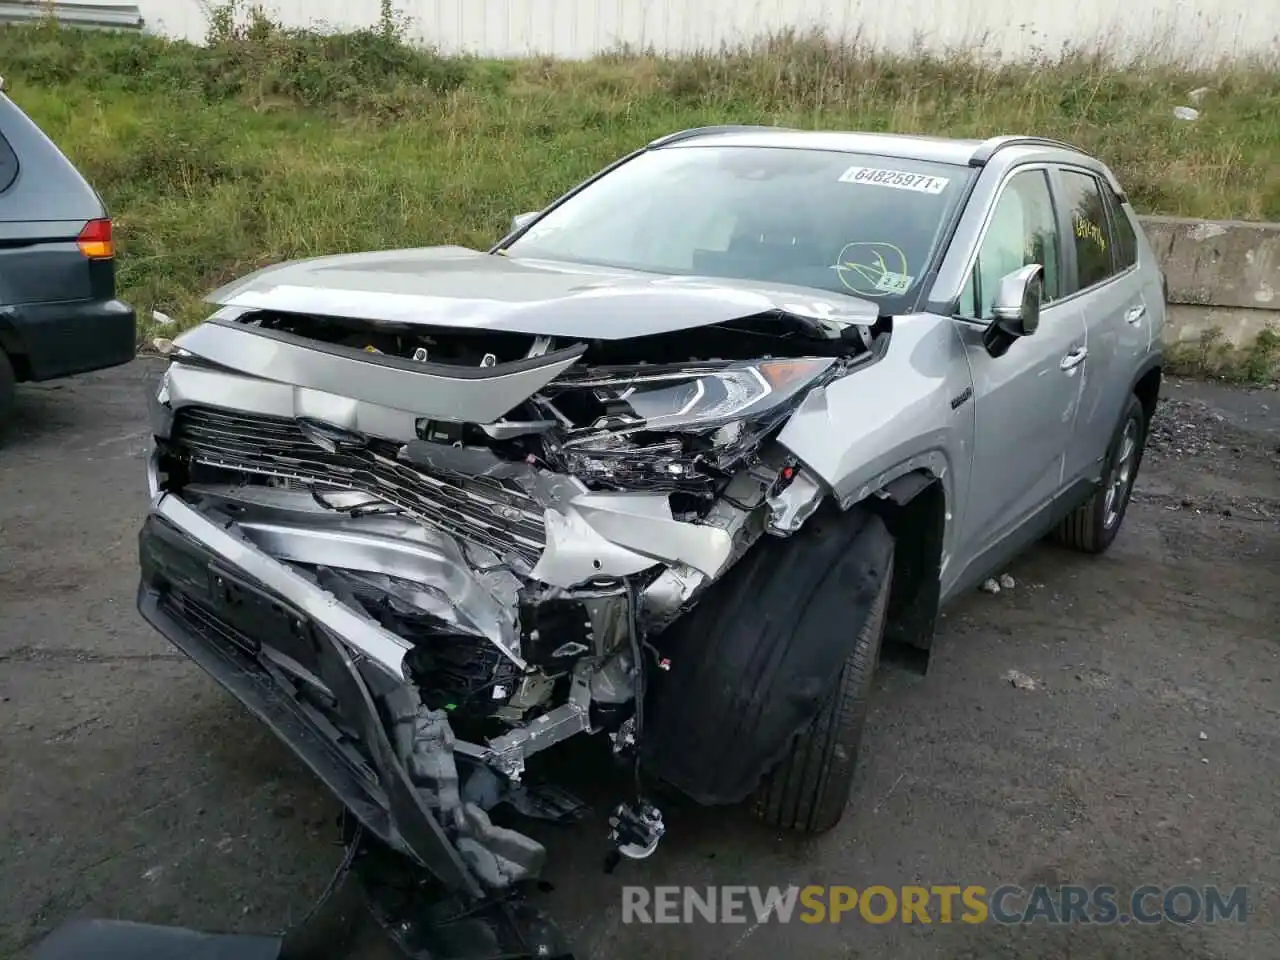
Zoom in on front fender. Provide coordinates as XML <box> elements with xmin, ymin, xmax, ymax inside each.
<box><xmin>778</xmin><ymin>313</ymin><xmax>974</xmax><ymax>561</ymax></box>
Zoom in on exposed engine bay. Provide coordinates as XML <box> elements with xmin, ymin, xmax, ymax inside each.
<box><xmin>140</xmin><ymin>295</ymin><xmax>887</xmax><ymax>919</ymax></box>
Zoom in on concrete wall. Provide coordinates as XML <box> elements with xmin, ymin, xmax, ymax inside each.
<box><xmin>1139</xmin><ymin>216</ymin><xmax>1279</xmax><ymax>361</ymax></box>
<box><xmin>123</xmin><ymin>0</ymin><xmax>1278</xmax><ymax>63</ymax></box>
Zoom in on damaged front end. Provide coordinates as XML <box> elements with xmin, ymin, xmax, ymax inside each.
<box><xmin>137</xmin><ymin>295</ymin><xmax>882</xmax><ymax>954</ymax></box>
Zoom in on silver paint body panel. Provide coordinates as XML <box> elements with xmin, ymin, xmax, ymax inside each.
<box><xmin>205</xmin><ymin>247</ymin><xmax>879</xmax><ymax>339</ymax></box>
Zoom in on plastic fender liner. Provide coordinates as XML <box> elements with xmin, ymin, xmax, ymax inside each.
<box><xmin>639</xmin><ymin>503</ymin><xmax>894</xmax><ymax>805</ymax></box>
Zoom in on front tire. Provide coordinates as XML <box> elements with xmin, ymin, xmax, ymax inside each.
<box><xmin>751</xmin><ymin>556</ymin><xmax>891</xmax><ymax>833</ymax></box>
<box><xmin>639</xmin><ymin>504</ymin><xmax>895</xmax><ymax>829</ymax></box>
<box><xmin>1055</xmin><ymin>393</ymin><xmax>1147</xmax><ymax>554</ymax></box>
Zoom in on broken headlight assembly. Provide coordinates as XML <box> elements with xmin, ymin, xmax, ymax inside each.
<box><xmin>544</xmin><ymin>357</ymin><xmax>836</xmax><ymax>494</ymax></box>
<box><xmin>601</xmin><ymin>356</ymin><xmax>835</xmax><ymax>432</ymax></box>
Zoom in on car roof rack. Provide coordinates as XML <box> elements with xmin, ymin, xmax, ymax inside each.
<box><xmin>968</xmin><ymin>135</ymin><xmax>1084</xmax><ymax>166</ymax></box>
<box><xmin>647</xmin><ymin>125</ymin><xmax>796</xmax><ymax>148</ymax></box>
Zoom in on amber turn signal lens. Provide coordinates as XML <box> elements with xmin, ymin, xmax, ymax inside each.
<box><xmin>77</xmin><ymin>218</ymin><xmax>114</xmax><ymax>259</ymax></box>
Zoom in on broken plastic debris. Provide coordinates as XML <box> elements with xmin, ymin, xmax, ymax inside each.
<box><xmin>999</xmin><ymin>573</ymin><xmax>1016</xmax><ymax>590</ymax></box>
<box><xmin>151</xmin><ymin>337</ymin><xmax>176</xmax><ymax>356</ymax></box>
<box><xmin>1173</xmin><ymin>106</ymin><xmax>1200</xmax><ymax>121</ymax></box>
<box><xmin>980</xmin><ymin>578</ymin><xmax>1000</xmax><ymax>595</ymax></box>
<box><xmin>1198</xmin><ymin>731</ymin><xmax>1208</xmax><ymax>741</ymax></box>
<box><xmin>151</xmin><ymin>309</ymin><xmax>175</xmax><ymax>327</ymax></box>
<box><xmin>1200</xmin><ymin>757</ymin><xmax>1209</xmax><ymax>764</ymax></box>
<box><xmin>1002</xmin><ymin>669</ymin><xmax>1038</xmax><ymax>690</ymax></box>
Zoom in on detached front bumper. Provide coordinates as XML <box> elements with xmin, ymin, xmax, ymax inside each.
<box><xmin>139</xmin><ymin>488</ymin><xmax>586</xmax><ymax>959</ymax></box>
<box><xmin>137</xmin><ymin>493</ymin><xmax>480</xmax><ymax>896</ymax></box>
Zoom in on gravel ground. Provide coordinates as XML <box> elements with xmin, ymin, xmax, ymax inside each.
<box><xmin>1</xmin><ymin>363</ymin><xmax>1277</xmax><ymax>960</ymax></box>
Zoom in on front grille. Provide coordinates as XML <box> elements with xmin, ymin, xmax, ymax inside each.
<box><xmin>168</xmin><ymin>406</ymin><xmax>546</xmax><ymax>567</ymax></box>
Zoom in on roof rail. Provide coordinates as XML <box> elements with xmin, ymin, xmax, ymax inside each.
<box><xmin>647</xmin><ymin>125</ymin><xmax>795</xmax><ymax>148</ymax></box>
<box><xmin>968</xmin><ymin>135</ymin><xmax>1083</xmax><ymax>166</ymax></box>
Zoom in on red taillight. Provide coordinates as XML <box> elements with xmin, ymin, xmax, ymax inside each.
<box><xmin>77</xmin><ymin>218</ymin><xmax>114</xmax><ymax>259</ymax></box>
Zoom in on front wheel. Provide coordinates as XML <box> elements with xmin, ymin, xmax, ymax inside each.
<box><xmin>750</xmin><ymin>555</ymin><xmax>891</xmax><ymax>834</ymax></box>
<box><xmin>1054</xmin><ymin>394</ymin><xmax>1147</xmax><ymax>554</ymax></box>
<box><xmin>639</xmin><ymin>505</ymin><xmax>895</xmax><ymax>831</ymax></box>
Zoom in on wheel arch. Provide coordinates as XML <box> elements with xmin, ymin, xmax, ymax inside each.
<box><xmin>1132</xmin><ymin>357</ymin><xmax>1162</xmax><ymax>426</ymax></box>
<box><xmin>859</xmin><ymin>469</ymin><xmax>947</xmax><ymax>666</ymax></box>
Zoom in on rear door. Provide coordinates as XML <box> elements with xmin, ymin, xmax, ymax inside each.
<box><xmin>0</xmin><ymin>92</ymin><xmax>109</xmax><ymax>308</ymax></box>
<box><xmin>1052</xmin><ymin>167</ymin><xmax>1147</xmax><ymax>487</ymax></box>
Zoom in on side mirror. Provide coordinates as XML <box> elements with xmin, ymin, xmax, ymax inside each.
<box><xmin>983</xmin><ymin>264</ymin><xmax>1044</xmax><ymax>358</ymax></box>
<box><xmin>510</xmin><ymin>210</ymin><xmax>540</xmax><ymax>234</ymax></box>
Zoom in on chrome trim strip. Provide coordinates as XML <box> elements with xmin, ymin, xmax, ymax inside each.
<box><xmin>164</xmin><ymin>362</ymin><xmax>423</xmax><ymax>442</ymax></box>
<box><xmin>151</xmin><ymin>492</ymin><xmax>413</xmax><ymax>679</ymax></box>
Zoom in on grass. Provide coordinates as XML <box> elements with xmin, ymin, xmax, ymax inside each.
<box><xmin>1168</xmin><ymin>324</ymin><xmax>1280</xmax><ymax>383</ymax></box>
<box><xmin>1</xmin><ymin>6</ymin><xmax>1278</xmax><ymax>339</ymax></box>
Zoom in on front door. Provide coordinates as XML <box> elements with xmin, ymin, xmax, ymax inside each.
<box><xmin>950</xmin><ymin>167</ymin><xmax>1087</xmax><ymax>584</ymax></box>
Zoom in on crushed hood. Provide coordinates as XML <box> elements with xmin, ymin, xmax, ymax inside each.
<box><xmin>205</xmin><ymin>246</ymin><xmax>880</xmax><ymax>339</ymax></box>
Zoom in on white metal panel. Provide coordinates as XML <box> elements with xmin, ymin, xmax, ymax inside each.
<box><xmin>124</xmin><ymin>0</ymin><xmax>1276</xmax><ymax>63</ymax></box>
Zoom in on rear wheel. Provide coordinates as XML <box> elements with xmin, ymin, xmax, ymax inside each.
<box><xmin>0</xmin><ymin>348</ymin><xmax>15</xmax><ymax>435</ymax></box>
<box><xmin>1055</xmin><ymin>394</ymin><xmax>1147</xmax><ymax>554</ymax></box>
<box><xmin>750</xmin><ymin>556</ymin><xmax>891</xmax><ymax>833</ymax></box>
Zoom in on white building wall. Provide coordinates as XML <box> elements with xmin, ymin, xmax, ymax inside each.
<box><xmin>124</xmin><ymin>0</ymin><xmax>1278</xmax><ymax>63</ymax></box>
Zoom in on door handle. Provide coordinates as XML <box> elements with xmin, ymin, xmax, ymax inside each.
<box><xmin>1060</xmin><ymin>346</ymin><xmax>1088</xmax><ymax>371</ymax></box>
<box><xmin>1125</xmin><ymin>304</ymin><xmax>1147</xmax><ymax>325</ymax></box>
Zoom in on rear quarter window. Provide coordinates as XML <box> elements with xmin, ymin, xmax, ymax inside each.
<box><xmin>1102</xmin><ymin>185</ymin><xmax>1138</xmax><ymax>272</ymax></box>
<box><xmin>1057</xmin><ymin>169</ymin><xmax>1115</xmax><ymax>292</ymax></box>
<box><xmin>0</xmin><ymin>130</ymin><xmax>18</xmax><ymax>194</ymax></box>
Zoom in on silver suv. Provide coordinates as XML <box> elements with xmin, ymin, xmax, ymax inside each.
<box><xmin>136</xmin><ymin>127</ymin><xmax>1163</xmax><ymax>953</ymax></box>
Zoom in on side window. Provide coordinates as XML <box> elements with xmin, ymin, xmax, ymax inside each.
<box><xmin>1101</xmin><ymin>182</ymin><xmax>1138</xmax><ymax>272</ymax></box>
<box><xmin>1058</xmin><ymin>170</ymin><xmax>1116</xmax><ymax>291</ymax></box>
<box><xmin>958</xmin><ymin>169</ymin><xmax>1060</xmax><ymax>320</ymax></box>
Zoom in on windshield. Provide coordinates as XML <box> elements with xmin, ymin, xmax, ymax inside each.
<box><xmin>503</xmin><ymin>145</ymin><xmax>972</xmax><ymax>307</ymax></box>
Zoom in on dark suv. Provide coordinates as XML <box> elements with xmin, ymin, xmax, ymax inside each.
<box><xmin>0</xmin><ymin>87</ymin><xmax>136</xmax><ymax>429</ymax></box>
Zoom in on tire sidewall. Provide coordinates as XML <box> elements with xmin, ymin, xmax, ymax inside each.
<box><xmin>843</xmin><ymin>611</ymin><xmax>882</xmax><ymax>745</ymax></box>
